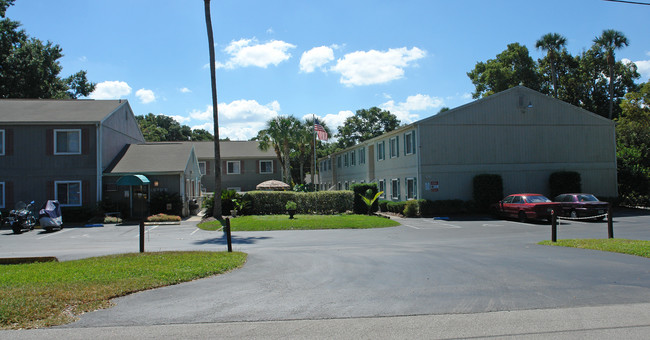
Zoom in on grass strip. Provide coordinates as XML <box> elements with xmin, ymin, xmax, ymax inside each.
<box><xmin>538</xmin><ymin>238</ymin><xmax>650</xmax><ymax>258</ymax></box>
<box><xmin>198</xmin><ymin>214</ymin><xmax>400</xmax><ymax>231</ymax></box>
<box><xmin>0</xmin><ymin>251</ymin><xmax>246</xmax><ymax>329</ymax></box>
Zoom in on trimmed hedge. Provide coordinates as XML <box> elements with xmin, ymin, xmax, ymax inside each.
<box><xmin>473</xmin><ymin>174</ymin><xmax>503</xmax><ymax>212</ymax></box>
<box><xmin>243</xmin><ymin>191</ymin><xmax>354</xmax><ymax>215</ymax></box>
<box><xmin>384</xmin><ymin>199</ymin><xmax>468</xmax><ymax>217</ymax></box>
<box><xmin>549</xmin><ymin>171</ymin><xmax>581</xmax><ymax>199</ymax></box>
<box><xmin>386</xmin><ymin>201</ymin><xmax>407</xmax><ymax>214</ymax></box>
<box><xmin>378</xmin><ymin>200</ymin><xmax>390</xmax><ymax>212</ymax></box>
<box><xmin>351</xmin><ymin>183</ymin><xmax>379</xmax><ymax>214</ymax></box>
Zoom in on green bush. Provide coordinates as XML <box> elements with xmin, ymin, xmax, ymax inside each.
<box><xmin>351</xmin><ymin>183</ymin><xmax>379</xmax><ymax>214</ymax></box>
<box><xmin>386</xmin><ymin>201</ymin><xmax>406</xmax><ymax>214</ymax></box>
<box><xmin>146</xmin><ymin>213</ymin><xmax>181</xmax><ymax>222</ymax></box>
<box><xmin>202</xmin><ymin>190</ymin><xmax>245</xmax><ymax>217</ymax></box>
<box><xmin>549</xmin><ymin>171</ymin><xmax>581</xmax><ymax>199</ymax></box>
<box><xmin>378</xmin><ymin>200</ymin><xmax>390</xmax><ymax>212</ymax></box>
<box><xmin>243</xmin><ymin>191</ymin><xmax>353</xmax><ymax>215</ymax></box>
<box><xmin>150</xmin><ymin>192</ymin><xmax>183</xmax><ymax>216</ymax></box>
<box><xmin>473</xmin><ymin>174</ymin><xmax>503</xmax><ymax>212</ymax></box>
<box><xmin>403</xmin><ymin>200</ymin><xmax>419</xmax><ymax>217</ymax></box>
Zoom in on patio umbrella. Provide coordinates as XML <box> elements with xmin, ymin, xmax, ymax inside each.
<box><xmin>256</xmin><ymin>180</ymin><xmax>290</xmax><ymax>191</ymax></box>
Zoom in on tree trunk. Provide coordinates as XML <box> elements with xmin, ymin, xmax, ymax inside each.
<box><xmin>608</xmin><ymin>61</ymin><xmax>614</xmax><ymax>120</ymax></box>
<box><xmin>283</xmin><ymin>143</ymin><xmax>292</xmax><ymax>185</ymax></box>
<box><xmin>204</xmin><ymin>0</ymin><xmax>222</xmax><ymax>217</ymax></box>
<box><xmin>550</xmin><ymin>58</ymin><xmax>558</xmax><ymax>98</ymax></box>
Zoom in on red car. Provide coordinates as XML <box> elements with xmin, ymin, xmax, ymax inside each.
<box><xmin>553</xmin><ymin>193</ymin><xmax>609</xmax><ymax>220</ymax></box>
<box><xmin>492</xmin><ymin>194</ymin><xmax>561</xmax><ymax>222</ymax></box>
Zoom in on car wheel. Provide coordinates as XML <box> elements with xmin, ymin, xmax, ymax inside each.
<box><xmin>570</xmin><ymin>210</ymin><xmax>578</xmax><ymax>219</ymax></box>
<box><xmin>518</xmin><ymin>211</ymin><xmax>527</xmax><ymax>223</ymax></box>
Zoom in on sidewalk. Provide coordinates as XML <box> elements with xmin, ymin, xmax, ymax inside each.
<box><xmin>2</xmin><ymin>303</ymin><xmax>649</xmax><ymax>339</ymax></box>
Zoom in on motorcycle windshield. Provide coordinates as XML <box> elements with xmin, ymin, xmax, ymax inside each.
<box><xmin>15</xmin><ymin>201</ymin><xmax>26</xmax><ymax>210</ymax></box>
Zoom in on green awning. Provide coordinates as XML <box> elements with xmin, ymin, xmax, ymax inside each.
<box><xmin>116</xmin><ymin>175</ymin><xmax>150</xmax><ymax>186</ymax></box>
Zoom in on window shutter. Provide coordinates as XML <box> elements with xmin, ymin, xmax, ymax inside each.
<box><xmin>46</xmin><ymin>129</ymin><xmax>53</xmax><ymax>155</ymax></box>
<box><xmin>5</xmin><ymin>181</ymin><xmax>14</xmax><ymax>207</ymax></box>
<box><xmin>257</xmin><ymin>160</ymin><xmax>260</xmax><ymax>174</ymax></box>
<box><xmin>47</xmin><ymin>181</ymin><xmax>54</xmax><ymax>200</ymax></box>
<box><xmin>403</xmin><ymin>134</ymin><xmax>407</xmax><ymax>155</ymax></box>
<box><xmin>240</xmin><ymin>160</ymin><xmax>245</xmax><ymax>174</ymax></box>
<box><xmin>412</xmin><ymin>132</ymin><xmax>416</xmax><ymax>155</ymax></box>
<box><xmin>82</xmin><ymin>128</ymin><xmax>90</xmax><ymax>155</ymax></box>
<box><xmin>206</xmin><ymin>161</ymin><xmax>211</xmax><ymax>175</ymax></box>
<box><xmin>83</xmin><ymin>181</ymin><xmax>90</xmax><ymax>204</ymax></box>
<box><xmin>414</xmin><ymin>178</ymin><xmax>417</xmax><ymax>199</ymax></box>
<box><xmin>5</xmin><ymin>128</ymin><xmax>13</xmax><ymax>155</ymax></box>
<box><xmin>396</xmin><ymin>137</ymin><xmax>399</xmax><ymax>157</ymax></box>
<box><xmin>223</xmin><ymin>161</ymin><xmax>227</xmax><ymax>174</ymax></box>
<box><xmin>273</xmin><ymin>160</ymin><xmax>277</xmax><ymax>173</ymax></box>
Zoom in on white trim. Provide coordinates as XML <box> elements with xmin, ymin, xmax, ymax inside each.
<box><xmin>55</xmin><ymin>180</ymin><xmax>82</xmax><ymax>207</ymax></box>
<box><xmin>389</xmin><ymin>136</ymin><xmax>399</xmax><ymax>159</ymax></box>
<box><xmin>54</xmin><ymin>129</ymin><xmax>82</xmax><ymax>155</ymax></box>
<box><xmin>404</xmin><ymin>131</ymin><xmax>415</xmax><ymax>155</ymax></box>
<box><xmin>199</xmin><ymin>161</ymin><xmax>207</xmax><ymax>175</ymax></box>
<box><xmin>377</xmin><ymin>141</ymin><xmax>385</xmax><ymax>161</ymax></box>
<box><xmin>226</xmin><ymin>160</ymin><xmax>241</xmax><ymax>175</ymax></box>
<box><xmin>0</xmin><ymin>129</ymin><xmax>5</xmax><ymax>156</ymax></box>
<box><xmin>406</xmin><ymin>177</ymin><xmax>416</xmax><ymax>200</ymax></box>
<box><xmin>259</xmin><ymin>160</ymin><xmax>273</xmax><ymax>174</ymax></box>
<box><xmin>378</xmin><ymin>179</ymin><xmax>386</xmax><ymax>198</ymax></box>
<box><xmin>391</xmin><ymin>178</ymin><xmax>400</xmax><ymax>200</ymax></box>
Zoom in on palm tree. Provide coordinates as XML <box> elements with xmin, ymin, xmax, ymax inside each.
<box><xmin>204</xmin><ymin>0</ymin><xmax>222</xmax><ymax>217</ymax></box>
<box><xmin>594</xmin><ymin>29</ymin><xmax>629</xmax><ymax>119</ymax></box>
<box><xmin>257</xmin><ymin>116</ymin><xmax>301</xmax><ymax>185</ymax></box>
<box><xmin>536</xmin><ymin>33</ymin><xmax>567</xmax><ymax>98</ymax></box>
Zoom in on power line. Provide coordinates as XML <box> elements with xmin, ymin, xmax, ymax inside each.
<box><xmin>603</xmin><ymin>0</ymin><xmax>650</xmax><ymax>5</ymax></box>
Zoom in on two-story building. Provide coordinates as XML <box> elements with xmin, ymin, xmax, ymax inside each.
<box><xmin>319</xmin><ymin>86</ymin><xmax>618</xmax><ymax>202</ymax></box>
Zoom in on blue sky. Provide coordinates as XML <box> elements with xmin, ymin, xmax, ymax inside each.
<box><xmin>8</xmin><ymin>0</ymin><xmax>650</xmax><ymax>140</ymax></box>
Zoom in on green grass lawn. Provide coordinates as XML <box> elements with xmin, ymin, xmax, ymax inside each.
<box><xmin>539</xmin><ymin>239</ymin><xmax>650</xmax><ymax>258</ymax></box>
<box><xmin>0</xmin><ymin>251</ymin><xmax>247</xmax><ymax>329</ymax></box>
<box><xmin>198</xmin><ymin>214</ymin><xmax>400</xmax><ymax>231</ymax></box>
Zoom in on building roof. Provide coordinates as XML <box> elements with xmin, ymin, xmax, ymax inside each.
<box><xmin>187</xmin><ymin>141</ymin><xmax>276</xmax><ymax>159</ymax></box>
<box><xmin>0</xmin><ymin>99</ymin><xmax>128</xmax><ymax>124</ymax></box>
<box><xmin>105</xmin><ymin>143</ymin><xmax>195</xmax><ymax>174</ymax></box>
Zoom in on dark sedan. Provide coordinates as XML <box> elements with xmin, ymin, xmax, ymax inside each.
<box><xmin>492</xmin><ymin>193</ymin><xmax>561</xmax><ymax>222</ymax></box>
<box><xmin>553</xmin><ymin>193</ymin><xmax>609</xmax><ymax>220</ymax></box>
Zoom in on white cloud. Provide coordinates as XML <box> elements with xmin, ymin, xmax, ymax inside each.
<box><xmin>633</xmin><ymin>59</ymin><xmax>650</xmax><ymax>80</ymax></box>
<box><xmin>300</xmin><ymin>46</ymin><xmax>335</xmax><ymax>73</ymax></box>
<box><xmin>219</xmin><ymin>121</ymin><xmax>268</xmax><ymax>140</ymax></box>
<box><xmin>380</xmin><ymin>94</ymin><xmax>443</xmax><ymax>123</ymax></box>
<box><xmin>188</xmin><ymin>99</ymin><xmax>280</xmax><ymax>140</ymax></box>
<box><xmin>307</xmin><ymin>110</ymin><xmax>354</xmax><ymax>134</ymax></box>
<box><xmin>135</xmin><ymin>88</ymin><xmax>156</xmax><ymax>104</ymax></box>
<box><xmin>189</xmin><ymin>106</ymin><xmax>214</xmax><ymax>121</ymax></box>
<box><xmin>166</xmin><ymin>114</ymin><xmax>191</xmax><ymax>124</ymax></box>
<box><xmin>216</xmin><ymin>38</ymin><xmax>296</xmax><ymax>69</ymax></box>
<box><xmin>89</xmin><ymin>81</ymin><xmax>131</xmax><ymax>99</ymax></box>
<box><xmin>179</xmin><ymin>87</ymin><xmax>191</xmax><ymax>93</ymax></box>
<box><xmin>219</xmin><ymin>99</ymin><xmax>280</xmax><ymax>120</ymax></box>
<box><xmin>330</xmin><ymin>47</ymin><xmax>426</xmax><ymax>86</ymax></box>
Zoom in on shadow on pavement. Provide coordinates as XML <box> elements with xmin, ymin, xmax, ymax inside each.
<box><xmin>194</xmin><ymin>234</ymin><xmax>271</xmax><ymax>245</ymax></box>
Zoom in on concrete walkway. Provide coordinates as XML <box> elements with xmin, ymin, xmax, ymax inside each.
<box><xmin>2</xmin><ymin>303</ymin><xmax>649</xmax><ymax>339</ymax></box>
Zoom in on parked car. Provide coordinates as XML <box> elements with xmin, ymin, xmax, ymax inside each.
<box><xmin>491</xmin><ymin>193</ymin><xmax>561</xmax><ymax>222</ymax></box>
<box><xmin>553</xmin><ymin>193</ymin><xmax>609</xmax><ymax>220</ymax></box>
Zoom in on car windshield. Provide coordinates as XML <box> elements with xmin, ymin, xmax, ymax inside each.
<box><xmin>526</xmin><ymin>195</ymin><xmax>551</xmax><ymax>203</ymax></box>
<box><xmin>577</xmin><ymin>194</ymin><xmax>599</xmax><ymax>202</ymax></box>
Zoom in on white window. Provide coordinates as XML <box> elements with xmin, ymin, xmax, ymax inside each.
<box><xmin>391</xmin><ymin>178</ymin><xmax>400</xmax><ymax>200</ymax></box>
<box><xmin>0</xmin><ymin>181</ymin><xmax>4</xmax><ymax>208</ymax></box>
<box><xmin>350</xmin><ymin>150</ymin><xmax>356</xmax><ymax>166</ymax></box>
<box><xmin>389</xmin><ymin>136</ymin><xmax>399</xmax><ymax>158</ymax></box>
<box><xmin>199</xmin><ymin>161</ymin><xmax>206</xmax><ymax>175</ymax></box>
<box><xmin>359</xmin><ymin>147</ymin><xmax>365</xmax><ymax>164</ymax></box>
<box><xmin>406</xmin><ymin>178</ymin><xmax>417</xmax><ymax>200</ymax></box>
<box><xmin>377</xmin><ymin>141</ymin><xmax>385</xmax><ymax>161</ymax></box>
<box><xmin>227</xmin><ymin>161</ymin><xmax>240</xmax><ymax>175</ymax></box>
<box><xmin>54</xmin><ymin>129</ymin><xmax>81</xmax><ymax>155</ymax></box>
<box><xmin>404</xmin><ymin>131</ymin><xmax>415</xmax><ymax>155</ymax></box>
<box><xmin>378</xmin><ymin>179</ymin><xmax>385</xmax><ymax>198</ymax></box>
<box><xmin>344</xmin><ymin>153</ymin><xmax>349</xmax><ymax>167</ymax></box>
<box><xmin>0</xmin><ymin>129</ymin><xmax>4</xmax><ymax>156</ymax></box>
<box><xmin>56</xmin><ymin>181</ymin><xmax>82</xmax><ymax>206</ymax></box>
<box><xmin>260</xmin><ymin>160</ymin><xmax>273</xmax><ymax>174</ymax></box>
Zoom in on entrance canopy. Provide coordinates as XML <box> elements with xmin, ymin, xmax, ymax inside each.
<box><xmin>116</xmin><ymin>174</ymin><xmax>150</xmax><ymax>186</ymax></box>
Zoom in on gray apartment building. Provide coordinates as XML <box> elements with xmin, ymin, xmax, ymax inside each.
<box><xmin>319</xmin><ymin>86</ymin><xmax>618</xmax><ymax>202</ymax></box>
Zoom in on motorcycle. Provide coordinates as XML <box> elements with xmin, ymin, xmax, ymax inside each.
<box><xmin>5</xmin><ymin>201</ymin><xmax>37</xmax><ymax>234</ymax></box>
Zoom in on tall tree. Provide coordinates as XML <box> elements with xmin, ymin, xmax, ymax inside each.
<box><xmin>204</xmin><ymin>0</ymin><xmax>221</xmax><ymax>217</ymax></box>
<box><xmin>336</xmin><ymin>107</ymin><xmax>400</xmax><ymax>149</ymax></box>
<box><xmin>536</xmin><ymin>33</ymin><xmax>567</xmax><ymax>98</ymax></box>
<box><xmin>257</xmin><ymin>116</ymin><xmax>301</xmax><ymax>185</ymax></box>
<box><xmin>135</xmin><ymin>113</ymin><xmax>213</xmax><ymax>141</ymax></box>
<box><xmin>0</xmin><ymin>1</ymin><xmax>94</xmax><ymax>99</ymax></box>
<box><xmin>467</xmin><ymin>43</ymin><xmax>541</xmax><ymax>98</ymax></box>
<box><xmin>594</xmin><ymin>29</ymin><xmax>629</xmax><ymax>119</ymax></box>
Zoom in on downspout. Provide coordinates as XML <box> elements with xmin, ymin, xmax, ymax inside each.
<box><xmin>96</xmin><ymin>123</ymin><xmax>102</xmax><ymax>204</ymax></box>
<box><xmin>416</xmin><ymin>124</ymin><xmax>421</xmax><ymax>200</ymax></box>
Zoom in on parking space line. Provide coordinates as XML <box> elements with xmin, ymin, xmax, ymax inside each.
<box><xmin>190</xmin><ymin>228</ymin><xmax>201</xmax><ymax>235</ymax></box>
<box><xmin>425</xmin><ymin>220</ymin><xmax>462</xmax><ymax>229</ymax></box>
<box><xmin>133</xmin><ymin>225</ymin><xmax>159</xmax><ymax>238</ymax></box>
<box><xmin>402</xmin><ymin>224</ymin><xmax>421</xmax><ymax>229</ymax></box>
<box><xmin>37</xmin><ymin>228</ymin><xmax>72</xmax><ymax>239</ymax></box>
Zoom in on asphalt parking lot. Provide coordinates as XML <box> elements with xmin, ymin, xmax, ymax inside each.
<box><xmin>1</xmin><ymin>210</ymin><xmax>650</xmax><ymax>332</ymax></box>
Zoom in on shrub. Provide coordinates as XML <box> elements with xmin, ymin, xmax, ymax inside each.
<box><xmin>473</xmin><ymin>174</ymin><xmax>503</xmax><ymax>212</ymax></box>
<box><xmin>202</xmin><ymin>190</ymin><xmax>244</xmax><ymax>217</ymax></box>
<box><xmin>386</xmin><ymin>201</ymin><xmax>406</xmax><ymax>214</ymax></box>
<box><xmin>285</xmin><ymin>200</ymin><xmax>297</xmax><ymax>210</ymax></box>
<box><xmin>146</xmin><ymin>213</ymin><xmax>181</xmax><ymax>222</ymax></box>
<box><xmin>150</xmin><ymin>192</ymin><xmax>183</xmax><ymax>216</ymax></box>
<box><xmin>243</xmin><ymin>191</ymin><xmax>353</xmax><ymax>215</ymax></box>
<box><xmin>549</xmin><ymin>171</ymin><xmax>581</xmax><ymax>199</ymax></box>
<box><xmin>378</xmin><ymin>200</ymin><xmax>390</xmax><ymax>212</ymax></box>
<box><xmin>403</xmin><ymin>200</ymin><xmax>419</xmax><ymax>217</ymax></box>
<box><xmin>351</xmin><ymin>183</ymin><xmax>379</xmax><ymax>214</ymax></box>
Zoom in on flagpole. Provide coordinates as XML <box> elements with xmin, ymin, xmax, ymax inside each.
<box><xmin>313</xmin><ymin>114</ymin><xmax>317</xmax><ymax>191</ymax></box>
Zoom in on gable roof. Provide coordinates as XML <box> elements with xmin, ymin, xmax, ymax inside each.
<box><xmin>0</xmin><ymin>99</ymin><xmax>128</xmax><ymax>124</ymax></box>
<box><xmin>105</xmin><ymin>143</ymin><xmax>196</xmax><ymax>174</ymax></box>
<box><xmin>185</xmin><ymin>141</ymin><xmax>276</xmax><ymax>159</ymax></box>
